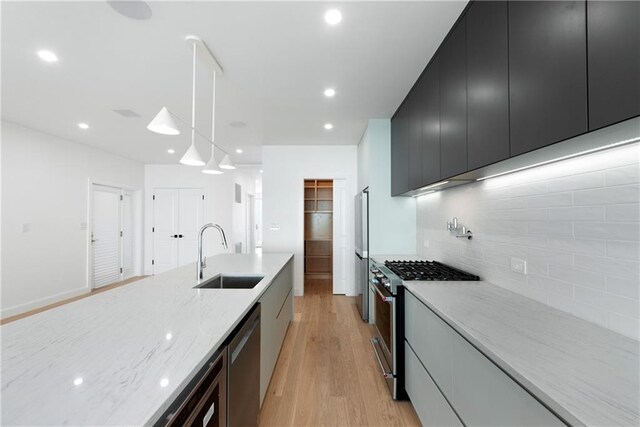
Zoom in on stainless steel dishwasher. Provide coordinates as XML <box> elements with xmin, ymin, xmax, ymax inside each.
<box><xmin>228</xmin><ymin>303</ymin><xmax>261</xmax><ymax>427</ymax></box>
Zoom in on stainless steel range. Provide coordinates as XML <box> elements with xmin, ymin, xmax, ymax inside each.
<box><xmin>369</xmin><ymin>258</ymin><xmax>479</xmax><ymax>399</ymax></box>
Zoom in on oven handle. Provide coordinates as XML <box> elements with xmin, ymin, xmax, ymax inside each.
<box><xmin>371</xmin><ymin>337</ymin><xmax>394</xmax><ymax>379</ymax></box>
<box><xmin>371</xmin><ymin>280</ymin><xmax>394</xmax><ymax>303</ymax></box>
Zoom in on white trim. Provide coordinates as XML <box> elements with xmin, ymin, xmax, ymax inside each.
<box><xmin>1</xmin><ymin>286</ymin><xmax>90</xmax><ymax>319</ymax></box>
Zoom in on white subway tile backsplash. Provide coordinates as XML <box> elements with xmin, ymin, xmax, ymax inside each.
<box><xmin>574</xmin><ymin>222</ymin><xmax>640</xmax><ymax>241</ymax></box>
<box><xmin>574</xmin><ymin>254</ymin><xmax>639</xmax><ymax>281</ymax></box>
<box><xmin>606</xmin><ymin>240</ymin><xmax>640</xmax><ymax>261</ymax></box>
<box><xmin>547</xmin><ymin>206</ymin><xmax>605</xmax><ymax>222</ymax></box>
<box><xmin>547</xmin><ymin>171</ymin><xmax>604</xmax><ymax>192</ymax></box>
<box><xmin>607</xmin><ymin>276</ymin><xmax>640</xmax><ymax>299</ymax></box>
<box><xmin>605</xmin><ymin>203</ymin><xmax>640</xmax><ymax>222</ymax></box>
<box><xmin>574</xmin><ymin>185</ymin><xmax>640</xmax><ymax>206</ymax></box>
<box><xmin>607</xmin><ymin>313</ymin><xmax>640</xmax><ymax>340</ymax></box>
<box><xmin>574</xmin><ymin>286</ymin><xmax>639</xmax><ymax>319</ymax></box>
<box><xmin>548</xmin><ymin>265</ymin><xmax>606</xmax><ymax>290</ymax></box>
<box><xmin>547</xmin><ymin>237</ymin><xmax>606</xmax><ymax>256</ymax></box>
<box><xmin>527</xmin><ymin>221</ymin><xmax>573</xmax><ymax>237</ymax></box>
<box><xmin>526</xmin><ymin>192</ymin><xmax>573</xmax><ymax>208</ymax></box>
<box><xmin>418</xmin><ymin>143</ymin><xmax>640</xmax><ymax>339</ymax></box>
<box><xmin>605</xmin><ymin>164</ymin><xmax>640</xmax><ymax>187</ymax></box>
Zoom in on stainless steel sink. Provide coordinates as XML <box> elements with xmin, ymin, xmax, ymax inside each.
<box><xmin>195</xmin><ymin>275</ymin><xmax>265</xmax><ymax>289</ymax></box>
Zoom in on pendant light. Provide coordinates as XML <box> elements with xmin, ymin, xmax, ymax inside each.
<box><xmin>147</xmin><ymin>107</ymin><xmax>180</xmax><ymax>135</ymax></box>
<box><xmin>202</xmin><ymin>146</ymin><xmax>223</xmax><ymax>174</ymax></box>
<box><xmin>180</xmin><ymin>40</ymin><xmax>205</xmax><ymax>166</ymax></box>
<box><xmin>219</xmin><ymin>154</ymin><xmax>236</xmax><ymax>170</ymax></box>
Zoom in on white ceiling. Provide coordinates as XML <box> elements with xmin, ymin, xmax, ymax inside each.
<box><xmin>1</xmin><ymin>1</ymin><xmax>467</xmax><ymax>165</ymax></box>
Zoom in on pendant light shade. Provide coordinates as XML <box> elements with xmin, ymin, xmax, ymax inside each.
<box><xmin>147</xmin><ymin>107</ymin><xmax>180</xmax><ymax>135</ymax></box>
<box><xmin>202</xmin><ymin>150</ymin><xmax>223</xmax><ymax>174</ymax></box>
<box><xmin>219</xmin><ymin>154</ymin><xmax>236</xmax><ymax>170</ymax></box>
<box><xmin>180</xmin><ymin>143</ymin><xmax>205</xmax><ymax>166</ymax></box>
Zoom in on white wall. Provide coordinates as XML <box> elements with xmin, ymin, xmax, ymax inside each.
<box><xmin>358</xmin><ymin>119</ymin><xmax>416</xmax><ymax>255</ymax></box>
<box><xmin>417</xmin><ymin>141</ymin><xmax>640</xmax><ymax>340</ymax></box>
<box><xmin>1</xmin><ymin>121</ymin><xmax>145</xmax><ymax>317</ymax></box>
<box><xmin>144</xmin><ymin>165</ymin><xmax>257</xmax><ymax>274</ymax></box>
<box><xmin>262</xmin><ymin>145</ymin><xmax>358</xmax><ymax>296</ymax></box>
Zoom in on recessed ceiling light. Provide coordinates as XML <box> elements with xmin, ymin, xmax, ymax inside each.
<box><xmin>167</xmin><ymin>149</ymin><xmax>175</xmax><ymax>154</ymax></box>
<box><xmin>73</xmin><ymin>377</ymin><xmax>83</xmax><ymax>386</ymax></box>
<box><xmin>37</xmin><ymin>50</ymin><xmax>58</xmax><ymax>63</ymax></box>
<box><xmin>324</xmin><ymin>88</ymin><xmax>336</xmax><ymax>97</ymax></box>
<box><xmin>324</xmin><ymin>9</ymin><xmax>342</xmax><ymax>25</ymax></box>
<box><xmin>236</xmin><ymin>149</ymin><xmax>243</xmax><ymax>154</ymax></box>
<box><xmin>77</xmin><ymin>123</ymin><xmax>89</xmax><ymax>130</ymax></box>
<box><xmin>324</xmin><ymin>123</ymin><xmax>333</xmax><ymax>130</ymax></box>
<box><xmin>260</xmin><ymin>170</ymin><xmax>263</xmax><ymax>173</ymax></box>
<box><xmin>160</xmin><ymin>378</ymin><xmax>169</xmax><ymax>388</ymax></box>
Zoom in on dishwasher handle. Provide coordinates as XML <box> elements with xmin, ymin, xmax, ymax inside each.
<box><xmin>230</xmin><ymin>315</ymin><xmax>260</xmax><ymax>364</ymax></box>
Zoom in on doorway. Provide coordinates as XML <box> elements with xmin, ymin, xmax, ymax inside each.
<box><xmin>304</xmin><ymin>180</ymin><xmax>333</xmax><ymax>292</ymax></box>
<box><xmin>152</xmin><ymin>188</ymin><xmax>205</xmax><ymax>274</ymax></box>
<box><xmin>90</xmin><ymin>184</ymin><xmax>136</xmax><ymax>289</ymax></box>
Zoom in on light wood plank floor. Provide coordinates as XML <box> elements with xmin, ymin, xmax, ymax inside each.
<box><xmin>259</xmin><ymin>281</ymin><xmax>420</xmax><ymax>427</ymax></box>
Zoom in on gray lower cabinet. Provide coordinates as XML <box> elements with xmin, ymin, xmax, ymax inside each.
<box><xmin>405</xmin><ymin>342</ymin><xmax>462</xmax><ymax>427</ymax></box>
<box><xmin>404</xmin><ymin>291</ymin><xmax>564</xmax><ymax>426</ymax></box>
<box><xmin>258</xmin><ymin>260</ymin><xmax>293</xmax><ymax>404</ymax></box>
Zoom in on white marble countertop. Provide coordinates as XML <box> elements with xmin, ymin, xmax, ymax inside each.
<box><xmin>404</xmin><ymin>281</ymin><xmax>640</xmax><ymax>427</ymax></box>
<box><xmin>1</xmin><ymin>253</ymin><xmax>293</xmax><ymax>426</ymax></box>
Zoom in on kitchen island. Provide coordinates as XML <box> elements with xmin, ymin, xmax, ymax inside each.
<box><xmin>1</xmin><ymin>253</ymin><xmax>293</xmax><ymax>426</ymax></box>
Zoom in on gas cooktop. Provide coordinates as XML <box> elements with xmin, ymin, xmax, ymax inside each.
<box><xmin>384</xmin><ymin>260</ymin><xmax>480</xmax><ymax>281</ymax></box>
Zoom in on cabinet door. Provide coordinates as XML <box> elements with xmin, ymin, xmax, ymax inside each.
<box><xmin>509</xmin><ymin>1</ymin><xmax>587</xmax><ymax>156</ymax></box>
<box><xmin>390</xmin><ymin>103</ymin><xmax>409</xmax><ymax>196</ymax></box>
<box><xmin>587</xmin><ymin>1</ymin><xmax>640</xmax><ymax>130</ymax></box>
<box><xmin>420</xmin><ymin>58</ymin><xmax>440</xmax><ymax>187</ymax></box>
<box><xmin>408</xmin><ymin>83</ymin><xmax>423</xmax><ymax>191</ymax></box>
<box><xmin>405</xmin><ymin>291</ymin><xmax>453</xmax><ymax>398</ymax></box>
<box><xmin>439</xmin><ymin>19</ymin><xmax>468</xmax><ymax>179</ymax></box>
<box><xmin>466</xmin><ymin>0</ymin><xmax>509</xmax><ymax>170</ymax></box>
<box><xmin>452</xmin><ymin>333</ymin><xmax>564</xmax><ymax>426</ymax></box>
<box><xmin>405</xmin><ymin>342</ymin><xmax>462</xmax><ymax>427</ymax></box>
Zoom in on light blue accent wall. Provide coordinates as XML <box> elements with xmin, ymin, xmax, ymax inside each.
<box><xmin>358</xmin><ymin>119</ymin><xmax>416</xmax><ymax>255</ymax></box>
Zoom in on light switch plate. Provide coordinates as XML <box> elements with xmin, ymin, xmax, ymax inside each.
<box><xmin>510</xmin><ymin>257</ymin><xmax>527</xmax><ymax>275</ymax></box>
<box><xmin>269</xmin><ymin>224</ymin><xmax>280</xmax><ymax>231</ymax></box>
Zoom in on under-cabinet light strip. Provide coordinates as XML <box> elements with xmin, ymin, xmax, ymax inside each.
<box><xmin>477</xmin><ymin>137</ymin><xmax>640</xmax><ymax>182</ymax></box>
<box><xmin>412</xmin><ymin>190</ymin><xmax>435</xmax><ymax>198</ymax></box>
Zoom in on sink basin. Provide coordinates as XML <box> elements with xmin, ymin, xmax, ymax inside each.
<box><xmin>195</xmin><ymin>275</ymin><xmax>265</xmax><ymax>289</ymax></box>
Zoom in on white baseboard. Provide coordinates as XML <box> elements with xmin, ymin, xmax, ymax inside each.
<box><xmin>1</xmin><ymin>287</ymin><xmax>91</xmax><ymax>319</ymax></box>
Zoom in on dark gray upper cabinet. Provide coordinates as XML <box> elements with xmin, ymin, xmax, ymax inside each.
<box><xmin>508</xmin><ymin>1</ymin><xmax>588</xmax><ymax>157</ymax></box>
<box><xmin>408</xmin><ymin>84</ymin><xmax>423</xmax><ymax>190</ymax></box>
<box><xmin>466</xmin><ymin>1</ymin><xmax>509</xmax><ymax>170</ymax></box>
<box><xmin>390</xmin><ymin>102</ymin><xmax>409</xmax><ymax>196</ymax></box>
<box><xmin>439</xmin><ymin>19</ymin><xmax>468</xmax><ymax>179</ymax></box>
<box><xmin>421</xmin><ymin>56</ymin><xmax>441</xmax><ymax>186</ymax></box>
<box><xmin>587</xmin><ymin>1</ymin><xmax>640</xmax><ymax>130</ymax></box>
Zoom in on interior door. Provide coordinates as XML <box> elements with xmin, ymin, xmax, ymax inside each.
<box><xmin>153</xmin><ymin>189</ymin><xmax>179</xmax><ymax>274</ymax></box>
<box><xmin>92</xmin><ymin>185</ymin><xmax>121</xmax><ymax>288</ymax></box>
<box><xmin>333</xmin><ymin>179</ymin><xmax>347</xmax><ymax>295</ymax></box>
<box><xmin>177</xmin><ymin>189</ymin><xmax>204</xmax><ymax>266</ymax></box>
<box><xmin>121</xmin><ymin>191</ymin><xmax>134</xmax><ymax>279</ymax></box>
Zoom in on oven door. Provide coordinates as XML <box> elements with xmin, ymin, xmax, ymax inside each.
<box><xmin>370</xmin><ymin>277</ymin><xmax>396</xmax><ymax>397</ymax></box>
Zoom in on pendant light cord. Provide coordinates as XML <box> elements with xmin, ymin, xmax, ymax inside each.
<box><xmin>191</xmin><ymin>41</ymin><xmax>197</xmax><ymax>147</ymax></box>
<box><xmin>211</xmin><ymin>70</ymin><xmax>216</xmax><ymax>156</ymax></box>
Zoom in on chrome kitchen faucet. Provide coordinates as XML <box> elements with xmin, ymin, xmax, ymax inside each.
<box><xmin>197</xmin><ymin>223</ymin><xmax>228</xmax><ymax>281</ymax></box>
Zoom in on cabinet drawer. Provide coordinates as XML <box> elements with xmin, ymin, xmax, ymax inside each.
<box><xmin>405</xmin><ymin>341</ymin><xmax>462</xmax><ymax>427</ymax></box>
<box><xmin>405</xmin><ymin>291</ymin><xmax>454</xmax><ymax>397</ymax></box>
<box><xmin>452</xmin><ymin>333</ymin><xmax>564</xmax><ymax>426</ymax></box>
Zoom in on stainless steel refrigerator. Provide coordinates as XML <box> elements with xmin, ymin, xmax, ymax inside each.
<box><xmin>355</xmin><ymin>190</ymin><xmax>369</xmax><ymax>321</ymax></box>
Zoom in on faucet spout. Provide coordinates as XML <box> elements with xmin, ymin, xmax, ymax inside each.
<box><xmin>197</xmin><ymin>223</ymin><xmax>228</xmax><ymax>281</ymax></box>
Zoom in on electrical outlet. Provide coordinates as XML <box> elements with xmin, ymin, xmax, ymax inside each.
<box><xmin>510</xmin><ymin>257</ymin><xmax>527</xmax><ymax>275</ymax></box>
<box><xmin>21</xmin><ymin>223</ymin><xmax>31</xmax><ymax>233</ymax></box>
